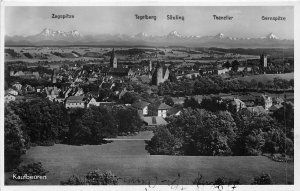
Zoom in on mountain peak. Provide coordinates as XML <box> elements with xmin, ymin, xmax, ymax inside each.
<box><xmin>6</xmin><ymin>29</ymin><xmax>293</xmax><ymax>48</ymax></box>
<box><xmin>38</xmin><ymin>28</ymin><xmax>81</xmax><ymax>38</ymax></box>
<box><xmin>40</xmin><ymin>28</ymin><xmax>54</xmax><ymax>35</ymax></box>
<box><xmin>135</xmin><ymin>32</ymin><xmax>149</xmax><ymax>38</ymax></box>
<box><xmin>266</xmin><ymin>33</ymin><xmax>279</xmax><ymax>39</ymax></box>
<box><xmin>167</xmin><ymin>30</ymin><xmax>183</xmax><ymax>38</ymax></box>
<box><xmin>69</xmin><ymin>30</ymin><xmax>81</xmax><ymax>36</ymax></box>
<box><xmin>215</xmin><ymin>33</ymin><xmax>225</xmax><ymax>38</ymax></box>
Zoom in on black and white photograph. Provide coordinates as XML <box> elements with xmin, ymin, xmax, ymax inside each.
<box><xmin>1</xmin><ymin>3</ymin><xmax>297</xmax><ymax>190</ymax></box>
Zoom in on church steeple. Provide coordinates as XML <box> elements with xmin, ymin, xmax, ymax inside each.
<box><xmin>110</xmin><ymin>48</ymin><xmax>117</xmax><ymax>68</ymax></box>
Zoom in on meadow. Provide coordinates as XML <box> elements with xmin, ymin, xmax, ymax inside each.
<box><xmin>5</xmin><ymin>131</ymin><xmax>294</xmax><ymax>185</ymax></box>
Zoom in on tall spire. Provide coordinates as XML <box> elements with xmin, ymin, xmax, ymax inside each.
<box><xmin>110</xmin><ymin>48</ymin><xmax>117</xmax><ymax>68</ymax></box>
<box><xmin>155</xmin><ymin>48</ymin><xmax>161</xmax><ymax>68</ymax></box>
<box><xmin>111</xmin><ymin>48</ymin><xmax>115</xmax><ymax>58</ymax></box>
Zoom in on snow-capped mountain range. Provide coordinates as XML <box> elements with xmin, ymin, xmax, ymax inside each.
<box><xmin>39</xmin><ymin>28</ymin><xmax>81</xmax><ymax>38</ymax></box>
<box><xmin>5</xmin><ymin>28</ymin><xmax>293</xmax><ymax>48</ymax></box>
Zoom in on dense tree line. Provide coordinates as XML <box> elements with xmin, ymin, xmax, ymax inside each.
<box><xmin>158</xmin><ymin>76</ymin><xmax>293</xmax><ymax>96</ymax></box>
<box><xmin>272</xmin><ymin>103</ymin><xmax>294</xmax><ymax>140</ymax></box>
<box><xmin>146</xmin><ymin>108</ymin><xmax>293</xmax><ymax>157</ymax></box>
<box><xmin>5</xmin><ymin>98</ymin><xmax>143</xmax><ymax>171</ymax></box>
<box><xmin>8</xmin><ymin>98</ymin><xmax>69</xmax><ymax>145</ymax></box>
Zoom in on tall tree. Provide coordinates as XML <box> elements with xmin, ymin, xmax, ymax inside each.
<box><xmin>5</xmin><ymin>106</ymin><xmax>26</xmax><ymax>171</ymax></box>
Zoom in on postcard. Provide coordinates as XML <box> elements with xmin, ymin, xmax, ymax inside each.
<box><xmin>1</xmin><ymin>1</ymin><xmax>298</xmax><ymax>191</ymax></box>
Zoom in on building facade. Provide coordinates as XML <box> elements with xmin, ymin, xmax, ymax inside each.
<box><xmin>152</xmin><ymin>62</ymin><xmax>170</xmax><ymax>85</ymax></box>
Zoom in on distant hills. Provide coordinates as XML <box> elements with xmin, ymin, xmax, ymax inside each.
<box><xmin>5</xmin><ymin>28</ymin><xmax>294</xmax><ymax>48</ymax></box>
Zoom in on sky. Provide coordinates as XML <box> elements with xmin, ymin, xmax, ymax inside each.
<box><xmin>5</xmin><ymin>6</ymin><xmax>294</xmax><ymax>39</ymax></box>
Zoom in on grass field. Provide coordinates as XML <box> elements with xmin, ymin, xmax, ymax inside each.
<box><xmin>237</xmin><ymin>73</ymin><xmax>294</xmax><ymax>84</ymax></box>
<box><xmin>5</xmin><ymin>131</ymin><xmax>293</xmax><ymax>185</ymax></box>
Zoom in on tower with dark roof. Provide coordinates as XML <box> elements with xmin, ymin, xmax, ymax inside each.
<box><xmin>110</xmin><ymin>48</ymin><xmax>118</xmax><ymax>68</ymax></box>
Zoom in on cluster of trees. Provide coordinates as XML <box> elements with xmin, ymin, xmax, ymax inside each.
<box><xmin>184</xmin><ymin>96</ymin><xmax>237</xmax><ymax>113</ymax></box>
<box><xmin>158</xmin><ymin>76</ymin><xmax>293</xmax><ymax>96</ymax></box>
<box><xmin>62</xmin><ymin>170</ymin><xmax>273</xmax><ymax>185</ymax></box>
<box><xmin>146</xmin><ymin>108</ymin><xmax>293</xmax><ymax>157</ymax></box>
<box><xmin>5</xmin><ymin>106</ymin><xmax>27</xmax><ymax>171</ymax></box>
<box><xmin>273</xmin><ymin>78</ymin><xmax>293</xmax><ymax>90</ymax></box>
<box><xmin>5</xmin><ymin>98</ymin><xmax>143</xmax><ymax>171</ymax></box>
<box><xmin>207</xmin><ymin>47</ymin><xmax>294</xmax><ymax>58</ymax></box>
<box><xmin>192</xmin><ymin>172</ymin><xmax>273</xmax><ymax>185</ymax></box>
<box><xmin>273</xmin><ymin>103</ymin><xmax>294</xmax><ymax>140</ymax></box>
<box><xmin>61</xmin><ymin>169</ymin><xmax>118</xmax><ymax>185</ymax></box>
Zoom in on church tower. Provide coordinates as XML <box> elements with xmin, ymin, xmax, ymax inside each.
<box><xmin>110</xmin><ymin>48</ymin><xmax>118</xmax><ymax>68</ymax></box>
<box><xmin>152</xmin><ymin>62</ymin><xmax>165</xmax><ymax>85</ymax></box>
<box><xmin>260</xmin><ymin>54</ymin><xmax>268</xmax><ymax>68</ymax></box>
<box><xmin>149</xmin><ymin>60</ymin><xmax>152</xmax><ymax>72</ymax></box>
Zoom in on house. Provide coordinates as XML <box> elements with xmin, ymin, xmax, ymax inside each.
<box><xmin>74</xmin><ymin>78</ymin><xmax>83</xmax><ymax>83</ymax></box>
<box><xmin>108</xmin><ymin>68</ymin><xmax>134</xmax><ymax>78</ymax></box>
<box><xmin>32</xmin><ymin>72</ymin><xmax>40</xmax><ymax>79</ymax></box>
<box><xmin>44</xmin><ymin>86</ymin><xmax>59</xmax><ymax>100</ymax></box>
<box><xmin>74</xmin><ymin>88</ymin><xmax>84</xmax><ymax>96</ymax></box>
<box><xmin>87</xmin><ymin>98</ymin><xmax>101</xmax><ymax>107</ymax></box>
<box><xmin>64</xmin><ymin>88</ymin><xmax>73</xmax><ymax>98</ymax></box>
<box><xmin>167</xmin><ymin>107</ymin><xmax>182</xmax><ymax>117</ymax></box>
<box><xmin>142</xmin><ymin>116</ymin><xmax>168</xmax><ymax>127</ymax></box>
<box><xmin>272</xmin><ymin>97</ymin><xmax>284</xmax><ymax>105</ymax></box>
<box><xmin>138</xmin><ymin>75</ymin><xmax>151</xmax><ymax>84</ymax></box>
<box><xmin>65</xmin><ymin>96</ymin><xmax>86</xmax><ymax>108</ymax></box>
<box><xmin>100</xmin><ymin>82</ymin><xmax>114</xmax><ymax>89</ymax></box>
<box><xmin>256</xmin><ymin>94</ymin><xmax>272</xmax><ymax>111</ymax></box>
<box><xmin>238</xmin><ymin>95</ymin><xmax>256</xmax><ymax>107</ymax></box>
<box><xmin>230</xmin><ymin>98</ymin><xmax>246</xmax><ymax>112</ymax></box>
<box><xmin>148</xmin><ymin>102</ymin><xmax>172</xmax><ymax>118</ymax></box>
<box><xmin>5</xmin><ymin>93</ymin><xmax>16</xmax><ymax>103</ymax></box>
<box><xmin>22</xmin><ymin>84</ymin><xmax>35</xmax><ymax>92</ymax></box>
<box><xmin>171</xmin><ymin>97</ymin><xmax>185</xmax><ymax>105</ymax></box>
<box><xmin>12</xmin><ymin>82</ymin><xmax>22</xmax><ymax>91</ymax></box>
<box><xmin>176</xmin><ymin>71</ymin><xmax>200</xmax><ymax>80</ymax></box>
<box><xmin>36</xmin><ymin>86</ymin><xmax>44</xmax><ymax>93</ymax></box>
<box><xmin>7</xmin><ymin>88</ymin><xmax>18</xmax><ymax>96</ymax></box>
<box><xmin>12</xmin><ymin>71</ymin><xmax>24</xmax><ymax>77</ymax></box>
<box><xmin>215</xmin><ymin>68</ymin><xmax>230</xmax><ymax>75</ymax></box>
<box><xmin>132</xmin><ymin>100</ymin><xmax>150</xmax><ymax>116</ymax></box>
<box><xmin>269</xmin><ymin>104</ymin><xmax>282</xmax><ymax>113</ymax></box>
<box><xmin>199</xmin><ymin>68</ymin><xmax>214</xmax><ymax>76</ymax></box>
<box><xmin>243</xmin><ymin>106</ymin><xmax>266</xmax><ymax>114</ymax></box>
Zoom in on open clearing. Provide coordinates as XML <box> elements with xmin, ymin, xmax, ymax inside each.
<box><xmin>5</xmin><ymin>131</ymin><xmax>293</xmax><ymax>185</ymax></box>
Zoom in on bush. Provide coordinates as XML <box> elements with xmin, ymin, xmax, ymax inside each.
<box><xmin>192</xmin><ymin>173</ymin><xmax>209</xmax><ymax>185</ymax></box>
<box><xmin>12</xmin><ymin>162</ymin><xmax>48</xmax><ymax>181</ymax></box>
<box><xmin>86</xmin><ymin>170</ymin><xmax>118</xmax><ymax>185</ymax></box>
<box><xmin>145</xmin><ymin>128</ymin><xmax>179</xmax><ymax>155</ymax></box>
<box><xmin>61</xmin><ymin>175</ymin><xmax>88</xmax><ymax>185</ymax></box>
<box><xmin>252</xmin><ymin>173</ymin><xmax>272</xmax><ymax>184</ymax></box>
<box><xmin>192</xmin><ymin>174</ymin><xmax>240</xmax><ymax>185</ymax></box>
<box><xmin>213</xmin><ymin>177</ymin><xmax>240</xmax><ymax>185</ymax></box>
<box><xmin>61</xmin><ymin>169</ymin><xmax>118</xmax><ymax>185</ymax></box>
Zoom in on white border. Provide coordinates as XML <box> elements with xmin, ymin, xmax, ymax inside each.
<box><xmin>0</xmin><ymin>0</ymin><xmax>299</xmax><ymax>191</ymax></box>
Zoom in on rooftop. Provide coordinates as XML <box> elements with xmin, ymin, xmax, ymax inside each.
<box><xmin>149</xmin><ymin>102</ymin><xmax>172</xmax><ymax>110</ymax></box>
<box><xmin>132</xmin><ymin>100</ymin><xmax>150</xmax><ymax>109</ymax></box>
<box><xmin>66</xmin><ymin>96</ymin><xmax>85</xmax><ymax>103</ymax></box>
<box><xmin>143</xmin><ymin>116</ymin><xmax>168</xmax><ymax>126</ymax></box>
